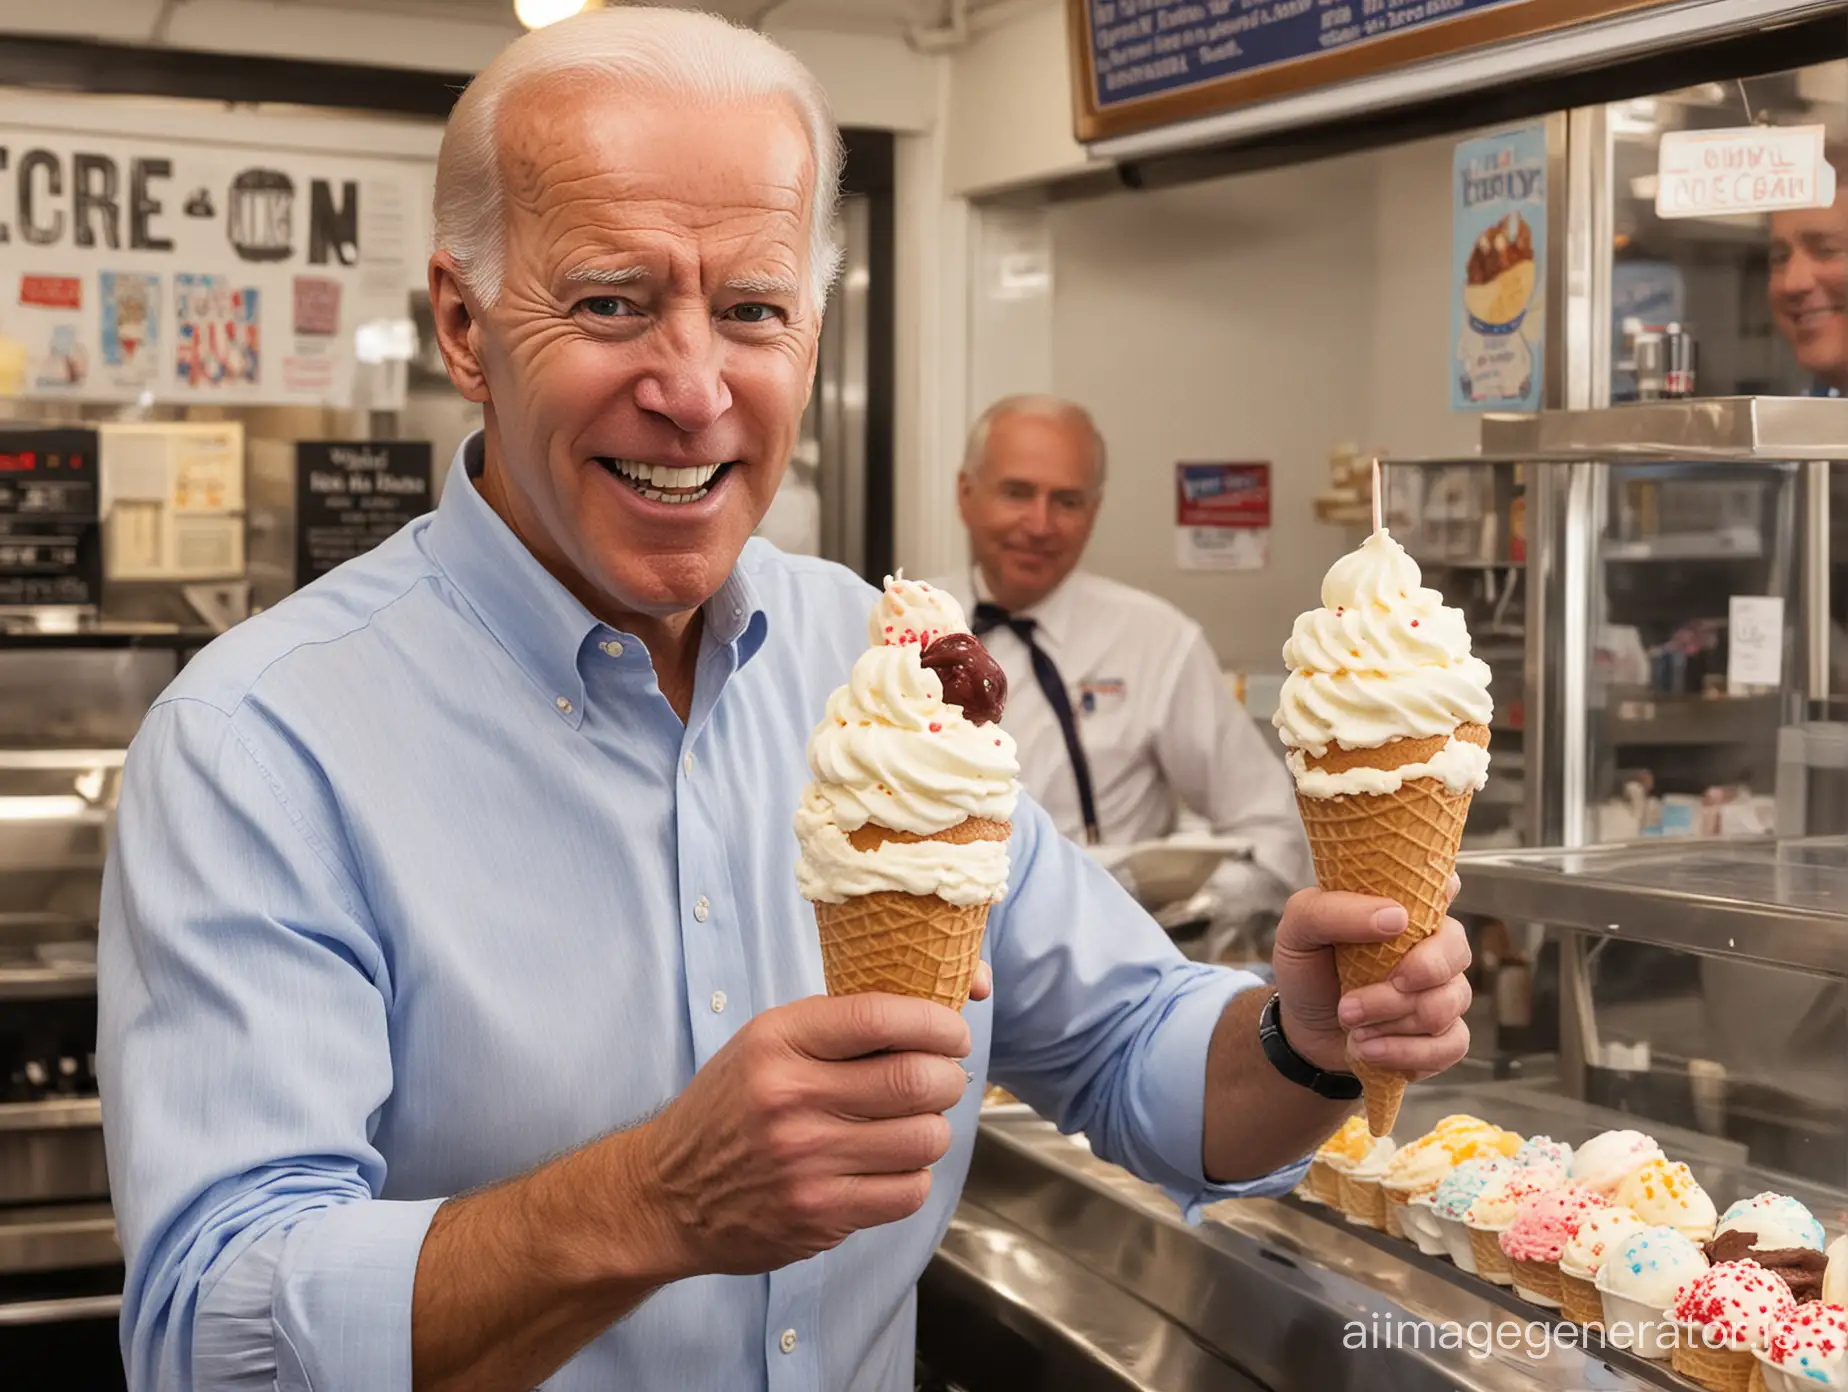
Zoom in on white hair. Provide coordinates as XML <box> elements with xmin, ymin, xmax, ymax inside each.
<box><xmin>434</xmin><ymin>7</ymin><xmax>844</xmax><ymax>309</ymax></box>
<box><xmin>961</xmin><ymin>394</ymin><xmax>1108</xmax><ymax>491</ymax></box>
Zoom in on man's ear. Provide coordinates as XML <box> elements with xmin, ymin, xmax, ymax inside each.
<box><xmin>429</xmin><ymin>253</ymin><xmax>490</xmax><ymax>405</ymax></box>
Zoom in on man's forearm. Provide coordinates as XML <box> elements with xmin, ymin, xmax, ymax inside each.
<box><xmin>412</xmin><ymin>1126</ymin><xmax>674</xmax><ymax>1392</ymax></box>
<box><xmin>1202</xmin><ymin>988</ymin><xmax>1356</xmax><ymax>1183</ymax></box>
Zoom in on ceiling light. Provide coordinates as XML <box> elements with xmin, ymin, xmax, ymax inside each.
<box><xmin>515</xmin><ymin>0</ymin><xmax>598</xmax><ymax>30</ymax></box>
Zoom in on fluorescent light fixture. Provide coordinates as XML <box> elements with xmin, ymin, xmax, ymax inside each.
<box><xmin>515</xmin><ymin>0</ymin><xmax>594</xmax><ymax>29</ymax></box>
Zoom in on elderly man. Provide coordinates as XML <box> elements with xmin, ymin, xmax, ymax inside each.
<box><xmin>98</xmin><ymin>11</ymin><xmax>1472</xmax><ymax>1392</ymax></box>
<box><xmin>931</xmin><ymin>396</ymin><xmax>1310</xmax><ymax>916</ymax></box>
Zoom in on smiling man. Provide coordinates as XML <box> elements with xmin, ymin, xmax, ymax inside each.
<box><xmin>98</xmin><ymin>11</ymin><xmax>1472</xmax><ymax>1392</ymax></box>
<box><xmin>1770</xmin><ymin>164</ymin><xmax>1848</xmax><ymax>394</ymax></box>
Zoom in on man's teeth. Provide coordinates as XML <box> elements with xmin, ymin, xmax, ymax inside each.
<box><xmin>605</xmin><ymin>459</ymin><xmax>724</xmax><ymax>504</ymax></box>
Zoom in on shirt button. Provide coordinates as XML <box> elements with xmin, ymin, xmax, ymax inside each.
<box><xmin>684</xmin><ymin>751</ymin><xmax>695</xmax><ymax>775</ymax></box>
<box><xmin>710</xmin><ymin>990</ymin><xmax>727</xmax><ymax>1014</ymax></box>
<box><xmin>779</xmin><ymin>1329</ymin><xmax>797</xmax><ymax>1354</ymax></box>
<box><xmin>600</xmin><ymin>640</ymin><xmax>624</xmax><ymax>658</ymax></box>
<box><xmin>694</xmin><ymin>895</ymin><xmax>710</xmax><ymax>923</ymax></box>
<box><xmin>554</xmin><ymin>697</ymin><xmax>573</xmax><ymax>714</ymax></box>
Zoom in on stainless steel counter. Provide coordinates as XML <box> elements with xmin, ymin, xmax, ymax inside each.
<box><xmin>936</xmin><ymin>1101</ymin><xmax>1780</xmax><ymax>1392</ymax></box>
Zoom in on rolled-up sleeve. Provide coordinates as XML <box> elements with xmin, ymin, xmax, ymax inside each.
<box><xmin>99</xmin><ymin>696</ymin><xmax>434</xmax><ymax>1392</ymax></box>
<box><xmin>987</xmin><ymin>797</ymin><xmax>1309</xmax><ymax>1222</ymax></box>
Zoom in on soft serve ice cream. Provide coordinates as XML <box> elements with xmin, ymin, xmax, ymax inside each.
<box><xmin>796</xmin><ymin>576</ymin><xmax>1021</xmax><ymax>1009</ymax></box>
<box><xmin>1275</xmin><ymin>528</ymin><xmax>1494</xmax><ymax>798</ymax></box>
<box><xmin>1274</xmin><ymin>528</ymin><xmax>1494</xmax><ymax>1135</ymax></box>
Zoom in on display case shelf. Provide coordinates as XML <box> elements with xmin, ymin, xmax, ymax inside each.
<box><xmin>1607</xmin><ymin>693</ymin><xmax>1783</xmax><ymax>746</ymax></box>
<box><xmin>1456</xmin><ymin>836</ymin><xmax>1848</xmax><ymax>978</ymax></box>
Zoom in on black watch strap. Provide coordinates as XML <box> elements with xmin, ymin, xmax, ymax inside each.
<box><xmin>1258</xmin><ymin>992</ymin><xmax>1363</xmax><ymax>1101</ymax></box>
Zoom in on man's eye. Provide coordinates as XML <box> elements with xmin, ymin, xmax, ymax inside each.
<box><xmin>727</xmin><ymin>303</ymin><xmax>783</xmax><ymax>325</ymax></box>
<box><xmin>577</xmin><ymin>296</ymin><xmax>635</xmax><ymax>318</ymax></box>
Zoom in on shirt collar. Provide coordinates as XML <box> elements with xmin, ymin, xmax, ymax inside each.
<box><xmin>971</xmin><ymin>564</ymin><xmax>1077</xmax><ymax>647</ymax></box>
<box><xmin>425</xmin><ymin>433</ymin><xmax>771</xmax><ymax>714</ymax></box>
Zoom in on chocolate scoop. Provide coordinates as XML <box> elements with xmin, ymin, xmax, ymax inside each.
<box><xmin>1705</xmin><ymin>1229</ymin><xmax>1827</xmax><ymax>1302</ymax></box>
<box><xmin>921</xmin><ymin>633</ymin><xmax>1007</xmax><ymax>725</ymax></box>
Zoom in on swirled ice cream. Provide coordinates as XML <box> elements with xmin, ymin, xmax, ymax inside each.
<box><xmin>796</xmin><ymin>576</ymin><xmax>1020</xmax><ymax>908</ymax></box>
<box><xmin>1274</xmin><ymin>528</ymin><xmax>1494</xmax><ymax>796</ymax></box>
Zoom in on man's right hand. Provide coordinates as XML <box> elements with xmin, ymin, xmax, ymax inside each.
<box><xmin>615</xmin><ymin>992</ymin><xmax>973</xmax><ymax>1280</ymax></box>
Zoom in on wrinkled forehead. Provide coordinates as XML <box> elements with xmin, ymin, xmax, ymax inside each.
<box><xmin>493</xmin><ymin>76</ymin><xmax>817</xmax><ymax>275</ymax></box>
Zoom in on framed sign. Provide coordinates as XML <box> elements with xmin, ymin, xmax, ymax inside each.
<box><xmin>1067</xmin><ymin>0</ymin><xmax>1669</xmax><ymax>144</ymax></box>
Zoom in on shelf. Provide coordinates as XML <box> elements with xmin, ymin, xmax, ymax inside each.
<box><xmin>1607</xmin><ymin>693</ymin><xmax>1780</xmax><ymax>745</ymax></box>
<box><xmin>1393</xmin><ymin>397</ymin><xmax>1848</xmax><ymax>466</ymax></box>
<box><xmin>0</xmin><ymin>1098</ymin><xmax>101</xmax><ymax>1132</ymax></box>
<box><xmin>1602</xmin><ymin>533</ymin><xmax>1764</xmax><ymax>562</ymax></box>
<box><xmin>1455</xmin><ymin>836</ymin><xmax>1848</xmax><ymax>978</ymax></box>
<box><xmin>0</xmin><ymin>962</ymin><xmax>95</xmax><ymax>1001</ymax></box>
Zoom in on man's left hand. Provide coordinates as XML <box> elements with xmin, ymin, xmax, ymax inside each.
<box><xmin>1271</xmin><ymin>877</ymin><xmax>1472</xmax><ymax>1079</ymax></box>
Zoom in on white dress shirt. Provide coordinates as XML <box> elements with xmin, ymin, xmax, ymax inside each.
<box><xmin>928</xmin><ymin>569</ymin><xmax>1312</xmax><ymax>903</ymax></box>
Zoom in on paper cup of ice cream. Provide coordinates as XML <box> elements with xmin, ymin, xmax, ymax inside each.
<box><xmin>1755</xmin><ymin>1302</ymin><xmax>1848</xmax><ymax>1392</ymax></box>
<box><xmin>1557</xmin><ymin>1206</ymin><xmax>1648</xmax><ymax>1328</ymax></box>
<box><xmin>1401</xmin><ymin>1195</ymin><xmax>1451</xmax><ymax>1257</ymax></box>
<box><xmin>1595</xmin><ymin>1225</ymin><xmax>1710</xmax><ymax>1361</ymax></box>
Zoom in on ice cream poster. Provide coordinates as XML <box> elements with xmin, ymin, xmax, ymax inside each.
<box><xmin>1175</xmin><ymin>462</ymin><xmax>1270</xmax><ymax>571</ymax></box>
<box><xmin>174</xmin><ymin>275</ymin><xmax>260</xmax><ymax>389</ymax></box>
<box><xmin>1452</xmin><ymin>124</ymin><xmax>1548</xmax><ymax>412</ymax></box>
<box><xmin>0</xmin><ymin>127</ymin><xmax>418</xmax><ymax>407</ymax></box>
<box><xmin>100</xmin><ymin>272</ymin><xmax>159</xmax><ymax>387</ymax></box>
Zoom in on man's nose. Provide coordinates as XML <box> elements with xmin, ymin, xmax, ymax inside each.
<box><xmin>1782</xmin><ymin>251</ymin><xmax>1820</xmax><ymax>297</ymax></box>
<box><xmin>633</xmin><ymin>317</ymin><xmax>733</xmax><ymax>432</ymax></box>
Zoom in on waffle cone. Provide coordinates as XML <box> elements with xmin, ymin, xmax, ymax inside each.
<box><xmin>813</xmin><ymin>817</ymin><xmax>1010</xmax><ymax>1011</ymax></box>
<box><xmin>1673</xmin><ymin>1339</ymin><xmax>1757</xmax><ymax>1392</ymax></box>
<box><xmin>1308</xmin><ymin>1159</ymin><xmax>1341</xmax><ymax>1205</ymax></box>
<box><xmin>1511</xmin><ymin>1255</ymin><xmax>1564</xmax><ymax>1305</ymax></box>
<box><xmin>1297</xmin><ymin>724</ymin><xmax>1488</xmax><ymax>1135</ymax></box>
<box><xmin>1382</xmin><ymin>1185</ymin><xmax>1410</xmax><ymax>1239</ymax></box>
<box><xmin>1558</xmin><ymin>1270</ymin><xmax>1604</xmax><ymax>1327</ymax></box>
<box><xmin>1337</xmin><ymin>1172</ymin><xmax>1387</xmax><ymax>1229</ymax></box>
<box><xmin>1749</xmin><ymin>1361</ymin><xmax>1769</xmax><ymax>1392</ymax></box>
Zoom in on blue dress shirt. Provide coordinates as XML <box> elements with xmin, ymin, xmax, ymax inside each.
<box><xmin>98</xmin><ymin>434</ymin><xmax>1305</xmax><ymax>1392</ymax></box>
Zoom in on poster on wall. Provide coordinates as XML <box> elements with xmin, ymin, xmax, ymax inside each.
<box><xmin>1175</xmin><ymin>462</ymin><xmax>1269</xmax><ymax>571</ymax></box>
<box><xmin>1451</xmin><ymin>123</ymin><xmax>1548</xmax><ymax>413</ymax></box>
<box><xmin>0</xmin><ymin>131</ymin><xmax>418</xmax><ymax>409</ymax></box>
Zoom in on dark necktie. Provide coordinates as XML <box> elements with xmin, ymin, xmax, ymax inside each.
<box><xmin>972</xmin><ymin>602</ymin><xmax>1100</xmax><ymax>844</ymax></box>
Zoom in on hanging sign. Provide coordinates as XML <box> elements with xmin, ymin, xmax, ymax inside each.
<box><xmin>1656</xmin><ymin>125</ymin><xmax>1836</xmax><ymax>220</ymax></box>
<box><xmin>0</xmin><ymin>130</ymin><xmax>418</xmax><ymax>408</ymax></box>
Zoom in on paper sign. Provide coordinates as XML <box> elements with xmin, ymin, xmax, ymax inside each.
<box><xmin>1176</xmin><ymin>462</ymin><xmax>1269</xmax><ymax>571</ymax></box>
<box><xmin>1656</xmin><ymin>125</ymin><xmax>1836</xmax><ymax>220</ymax></box>
<box><xmin>1727</xmin><ymin>595</ymin><xmax>1785</xmax><ymax>692</ymax></box>
<box><xmin>1452</xmin><ymin>124</ymin><xmax>1548</xmax><ymax>412</ymax></box>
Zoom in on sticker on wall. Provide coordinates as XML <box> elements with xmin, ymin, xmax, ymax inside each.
<box><xmin>100</xmin><ymin>272</ymin><xmax>160</xmax><ymax>387</ymax></box>
<box><xmin>20</xmin><ymin>276</ymin><xmax>81</xmax><ymax>311</ymax></box>
<box><xmin>31</xmin><ymin>324</ymin><xmax>88</xmax><ymax>390</ymax></box>
<box><xmin>1175</xmin><ymin>462</ymin><xmax>1269</xmax><ymax>571</ymax></box>
<box><xmin>1452</xmin><ymin>124</ymin><xmax>1548</xmax><ymax>413</ymax></box>
<box><xmin>292</xmin><ymin>276</ymin><xmax>342</xmax><ymax>337</ymax></box>
<box><xmin>175</xmin><ymin>274</ymin><xmax>260</xmax><ymax>388</ymax></box>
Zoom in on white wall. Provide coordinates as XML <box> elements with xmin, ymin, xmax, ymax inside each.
<box><xmin>944</xmin><ymin>0</ymin><xmax>1100</xmax><ymax>196</ymax></box>
<box><xmin>1016</xmin><ymin>135</ymin><xmax>1472</xmax><ymax>673</ymax></box>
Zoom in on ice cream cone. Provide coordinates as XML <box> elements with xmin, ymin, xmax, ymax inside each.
<box><xmin>1558</xmin><ymin>1270</ymin><xmax>1604</xmax><ymax>1327</ymax></box>
<box><xmin>1469</xmin><ymin>1223</ymin><xmax>1515</xmax><ymax>1284</ymax></box>
<box><xmin>816</xmin><ymin>817</ymin><xmax>1010</xmax><ymax>1010</ymax></box>
<box><xmin>1747</xmin><ymin>1361</ymin><xmax>1768</xmax><ymax>1392</ymax></box>
<box><xmin>1673</xmin><ymin>1339</ymin><xmax>1757</xmax><ymax>1392</ymax></box>
<box><xmin>1382</xmin><ymin>1185</ymin><xmax>1410</xmax><ymax>1238</ymax></box>
<box><xmin>1301</xmin><ymin>725</ymin><xmax>1488</xmax><ymax>1134</ymax></box>
<box><xmin>1338</xmin><ymin>1171</ymin><xmax>1387</xmax><ymax>1229</ymax></box>
<box><xmin>1308</xmin><ymin>1159</ymin><xmax>1341</xmax><ymax>1205</ymax></box>
<box><xmin>1511</xmin><ymin>1256</ymin><xmax>1564</xmax><ymax>1307</ymax></box>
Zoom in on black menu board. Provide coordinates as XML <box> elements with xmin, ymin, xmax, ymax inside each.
<box><xmin>294</xmin><ymin>441</ymin><xmax>433</xmax><ymax>588</ymax></box>
<box><xmin>0</xmin><ymin>428</ymin><xmax>100</xmax><ymax>608</ymax></box>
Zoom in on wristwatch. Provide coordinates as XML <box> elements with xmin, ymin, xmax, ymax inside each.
<box><xmin>1258</xmin><ymin>991</ymin><xmax>1363</xmax><ymax>1101</ymax></box>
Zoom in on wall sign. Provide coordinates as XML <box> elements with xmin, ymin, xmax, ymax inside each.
<box><xmin>1451</xmin><ymin>123</ymin><xmax>1548</xmax><ymax>413</ymax></box>
<box><xmin>1176</xmin><ymin>462</ymin><xmax>1269</xmax><ymax>570</ymax></box>
<box><xmin>1656</xmin><ymin>125</ymin><xmax>1836</xmax><ymax>221</ymax></box>
<box><xmin>0</xmin><ymin>131</ymin><xmax>417</xmax><ymax>408</ymax></box>
<box><xmin>0</xmin><ymin>427</ymin><xmax>99</xmax><ymax>608</ymax></box>
<box><xmin>295</xmin><ymin>441</ymin><xmax>433</xmax><ymax>588</ymax></box>
<box><xmin>1068</xmin><ymin>0</ymin><xmax>1668</xmax><ymax>144</ymax></box>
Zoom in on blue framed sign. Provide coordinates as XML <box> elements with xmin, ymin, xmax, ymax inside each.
<box><xmin>1068</xmin><ymin>0</ymin><xmax>1666</xmax><ymax>143</ymax></box>
<box><xmin>1451</xmin><ymin>123</ymin><xmax>1548</xmax><ymax>413</ymax></box>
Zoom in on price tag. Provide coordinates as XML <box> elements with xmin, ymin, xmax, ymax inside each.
<box><xmin>1727</xmin><ymin>595</ymin><xmax>1785</xmax><ymax>692</ymax></box>
<box><xmin>1657</xmin><ymin>125</ymin><xmax>1836</xmax><ymax>220</ymax></box>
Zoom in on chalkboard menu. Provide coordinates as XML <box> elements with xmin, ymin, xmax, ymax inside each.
<box><xmin>1069</xmin><ymin>0</ymin><xmax>1666</xmax><ymax>143</ymax></box>
<box><xmin>294</xmin><ymin>441</ymin><xmax>433</xmax><ymax>588</ymax></box>
<box><xmin>0</xmin><ymin>428</ymin><xmax>100</xmax><ymax>608</ymax></box>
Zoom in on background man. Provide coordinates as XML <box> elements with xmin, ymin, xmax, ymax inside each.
<box><xmin>932</xmin><ymin>394</ymin><xmax>1311</xmax><ymax>924</ymax></box>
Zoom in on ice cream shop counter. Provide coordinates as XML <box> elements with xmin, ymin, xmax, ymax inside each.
<box><xmin>919</xmin><ymin>1084</ymin><xmax>1848</xmax><ymax>1392</ymax></box>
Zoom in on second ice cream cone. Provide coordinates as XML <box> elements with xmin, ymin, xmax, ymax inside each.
<box><xmin>816</xmin><ymin>818</ymin><xmax>1011</xmax><ymax>1010</ymax></box>
<box><xmin>1301</xmin><ymin>726</ymin><xmax>1486</xmax><ymax>1135</ymax></box>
